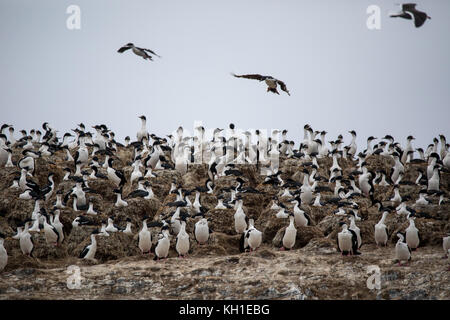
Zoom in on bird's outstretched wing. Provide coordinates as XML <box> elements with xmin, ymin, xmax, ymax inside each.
<box><xmin>410</xmin><ymin>10</ymin><xmax>428</xmax><ymax>27</ymax></box>
<box><xmin>276</xmin><ymin>79</ymin><xmax>291</xmax><ymax>96</ymax></box>
<box><xmin>231</xmin><ymin>73</ymin><xmax>268</xmax><ymax>81</ymax></box>
<box><xmin>141</xmin><ymin>48</ymin><xmax>161</xmax><ymax>58</ymax></box>
<box><xmin>117</xmin><ymin>45</ymin><xmax>132</xmax><ymax>53</ymax></box>
<box><xmin>402</xmin><ymin>3</ymin><xmax>417</xmax><ymax>11</ymax></box>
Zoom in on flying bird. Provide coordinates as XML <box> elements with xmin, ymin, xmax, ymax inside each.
<box><xmin>117</xmin><ymin>43</ymin><xmax>161</xmax><ymax>61</ymax></box>
<box><xmin>389</xmin><ymin>3</ymin><xmax>431</xmax><ymax>28</ymax></box>
<box><xmin>231</xmin><ymin>73</ymin><xmax>290</xmax><ymax>96</ymax></box>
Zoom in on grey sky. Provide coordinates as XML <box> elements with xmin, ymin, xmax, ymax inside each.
<box><xmin>1</xmin><ymin>0</ymin><xmax>449</xmax><ymax>151</ymax></box>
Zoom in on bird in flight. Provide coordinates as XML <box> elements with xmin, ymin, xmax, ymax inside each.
<box><xmin>389</xmin><ymin>3</ymin><xmax>431</xmax><ymax>28</ymax></box>
<box><xmin>231</xmin><ymin>73</ymin><xmax>290</xmax><ymax>96</ymax></box>
<box><xmin>117</xmin><ymin>43</ymin><xmax>161</xmax><ymax>61</ymax></box>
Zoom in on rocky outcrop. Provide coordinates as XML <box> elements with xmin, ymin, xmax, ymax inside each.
<box><xmin>0</xmin><ymin>144</ymin><xmax>449</xmax><ymax>300</ymax></box>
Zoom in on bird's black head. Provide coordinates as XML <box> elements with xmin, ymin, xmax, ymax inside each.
<box><xmin>23</xmin><ymin>218</ymin><xmax>33</xmax><ymax>224</ymax></box>
<box><xmin>73</xmin><ymin>176</ymin><xmax>84</xmax><ymax>183</ymax></box>
<box><xmin>180</xmin><ymin>211</ymin><xmax>190</xmax><ymax>221</ymax></box>
<box><xmin>429</xmin><ymin>153</ymin><xmax>440</xmax><ymax>160</ymax></box>
<box><xmin>418</xmin><ymin>189</ymin><xmax>427</xmax><ymax>195</ymax></box>
<box><xmin>402</xmin><ymin>195</ymin><xmax>412</xmax><ymax>202</ymax></box>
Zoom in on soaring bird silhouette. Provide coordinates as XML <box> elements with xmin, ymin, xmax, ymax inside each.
<box><xmin>117</xmin><ymin>43</ymin><xmax>161</xmax><ymax>61</ymax></box>
<box><xmin>389</xmin><ymin>3</ymin><xmax>431</xmax><ymax>28</ymax></box>
<box><xmin>231</xmin><ymin>73</ymin><xmax>290</xmax><ymax>96</ymax></box>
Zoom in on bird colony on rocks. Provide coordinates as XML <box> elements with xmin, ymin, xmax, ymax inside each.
<box><xmin>0</xmin><ymin>120</ymin><xmax>448</xmax><ymax>278</ymax></box>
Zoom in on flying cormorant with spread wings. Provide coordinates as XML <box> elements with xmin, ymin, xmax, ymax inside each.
<box><xmin>389</xmin><ymin>3</ymin><xmax>431</xmax><ymax>28</ymax></box>
<box><xmin>231</xmin><ymin>73</ymin><xmax>290</xmax><ymax>96</ymax></box>
<box><xmin>117</xmin><ymin>43</ymin><xmax>161</xmax><ymax>61</ymax></box>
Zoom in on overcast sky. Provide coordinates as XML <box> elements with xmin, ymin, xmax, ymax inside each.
<box><xmin>1</xmin><ymin>0</ymin><xmax>449</xmax><ymax>151</ymax></box>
